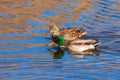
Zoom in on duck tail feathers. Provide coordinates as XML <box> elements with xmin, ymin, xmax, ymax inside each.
<box><xmin>94</xmin><ymin>40</ymin><xmax>101</xmax><ymax>47</ymax></box>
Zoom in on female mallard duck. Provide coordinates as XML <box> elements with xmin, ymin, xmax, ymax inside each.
<box><xmin>47</xmin><ymin>25</ymin><xmax>86</xmax><ymax>40</ymax></box>
<box><xmin>47</xmin><ymin>36</ymin><xmax>100</xmax><ymax>53</ymax></box>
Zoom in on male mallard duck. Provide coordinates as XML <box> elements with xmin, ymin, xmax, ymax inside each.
<box><xmin>47</xmin><ymin>25</ymin><xmax>86</xmax><ymax>40</ymax></box>
<box><xmin>47</xmin><ymin>36</ymin><xmax>100</xmax><ymax>53</ymax></box>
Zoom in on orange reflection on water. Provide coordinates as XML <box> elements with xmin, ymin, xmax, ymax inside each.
<box><xmin>0</xmin><ymin>0</ymin><xmax>94</xmax><ymax>34</ymax></box>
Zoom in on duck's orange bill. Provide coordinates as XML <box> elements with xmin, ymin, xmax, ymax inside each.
<box><xmin>46</xmin><ymin>41</ymin><xmax>56</xmax><ymax>46</ymax></box>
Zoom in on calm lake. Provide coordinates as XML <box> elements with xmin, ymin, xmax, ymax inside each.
<box><xmin>0</xmin><ymin>0</ymin><xmax>120</xmax><ymax>80</ymax></box>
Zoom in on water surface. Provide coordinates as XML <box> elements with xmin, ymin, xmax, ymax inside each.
<box><xmin>0</xmin><ymin>0</ymin><xmax>120</xmax><ymax>80</ymax></box>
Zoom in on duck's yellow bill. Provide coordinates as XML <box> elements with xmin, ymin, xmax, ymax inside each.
<box><xmin>46</xmin><ymin>41</ymin><xmax>56</xmax><ymax>46</ymax></box>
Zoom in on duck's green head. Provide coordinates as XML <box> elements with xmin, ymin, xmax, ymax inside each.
<box><xmin>53</xmin><ymin>36</ymin><xmax>65</xmax><ymax>46</ymax></box>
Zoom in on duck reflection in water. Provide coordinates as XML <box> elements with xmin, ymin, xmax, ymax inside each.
<box><xmin>69</xmin><ymin>49</ymin><xmax>100</xmax><ymax>58</ymax></box>
<box><xmin>48</xmin><ymin>47</ymin><xmax>100</xmax><ymax>59</ymax></box>
<box><xmin>48</xmin><ymin>47</ymin><xmax>65</xmax><ymax>59</ymax></box>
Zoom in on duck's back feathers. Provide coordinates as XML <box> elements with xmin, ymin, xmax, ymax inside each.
<box><xmin>69</xmin><ymin>39</ymin><xmax>97</xmax><ymax>45</ymax></box>
<box><xmin>60</xmin><ymin>28</ymin><xmax>86</xmax><ymax>40</ymax></box>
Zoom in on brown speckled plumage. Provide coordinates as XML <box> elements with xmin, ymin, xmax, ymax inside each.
<box><xmin>49</xmin><ymin>25</ymin><xmax>86</xmax><ymax>40</ymax></box>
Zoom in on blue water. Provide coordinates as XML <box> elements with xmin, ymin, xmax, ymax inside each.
<box><xmin>0</xmin><ymin>14</ymin><xmax>10</xmax><ymax>18</ymax></box>
<box><xmin>27</xmin><ymin>20</ymin><xmax>48</xmax><ymax>27</ymax></box>
<box><xmin>22</xmin><ymin>2</ymin><xmax>32</xmax><ymax>7</ymax></box>
<box><xmin>54</xmin><ymin>7</ymin><xmax>76</xmax><ymax>14</ymax></box>
<box><xmin>0</xmin><ymin>0</ymin><xmax>120</xmax><ymax>80</ymax></box>
<box><xmin>41</xmin><ymin>10</ymin><xmax>57</xmax><ymax>17</ymax></box>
